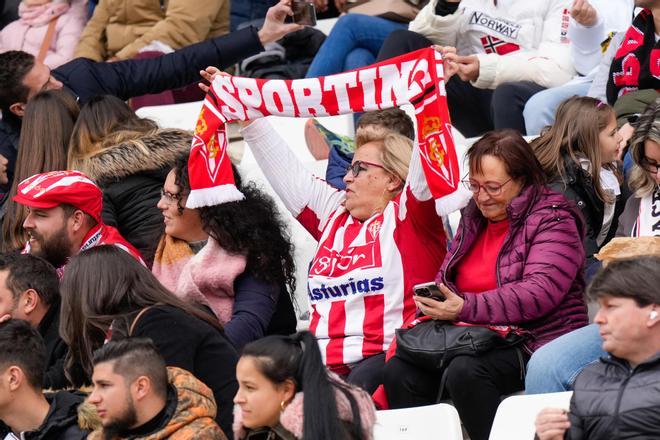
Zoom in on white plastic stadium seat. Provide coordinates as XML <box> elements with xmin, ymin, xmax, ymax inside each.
<box><xmin>488</xmin><ymin>391</ymin><xmax>573</xmax><ymax>440</ymax></box>
<box><xmin>373</xmin><ymin>403</ymin><xmax>463</xmax><ymax>440</ymax></box>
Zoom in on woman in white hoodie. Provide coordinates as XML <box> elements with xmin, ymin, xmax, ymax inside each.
<box><xmin>523</xmin><ymin>0</ymin><xmax>635</xmax><ymax>135</ymax></box>
<box><xmin>377</xmin><ymin>0</ymin><xmax>575</xmax><ymax>137</ymax></box>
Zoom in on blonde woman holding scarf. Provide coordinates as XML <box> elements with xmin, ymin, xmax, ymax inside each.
<box><xmin>240</xmin><ymin>116</ymin><xmax>457</xmax><ymax>394</ymax></box>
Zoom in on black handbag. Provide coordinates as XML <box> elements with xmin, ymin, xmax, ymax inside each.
<box><xmin>395</xmin><ymin>320</ymin><xmax>526</xmax><ymax>371</ymax></box>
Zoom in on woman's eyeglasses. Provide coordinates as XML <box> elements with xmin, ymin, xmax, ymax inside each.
<box><xmin>640</xmin><ymin>157</ymin><xmax>660</xmax><ymax>174</ymax></box>
<box><xmin>461</xmin><ymin>178</ymin><xmax>512</xmax><ymax>196</ymax></box>
<box><xmin>160</xmin><ymin>188</ymin><xmax>183</xmax><ymax>204</ymax></box>
<box><xmin>346</xmin><ymin>160</ymin><xmax>386</xmax><ymax>178</ymax></box>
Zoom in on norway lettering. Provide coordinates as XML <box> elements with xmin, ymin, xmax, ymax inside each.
<box><xmin>469</xmin><ymin>12</ymin><xmax>521</xmax><ymax>39</ymax></box>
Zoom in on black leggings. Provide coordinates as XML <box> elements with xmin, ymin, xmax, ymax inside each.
<box><xmin>343</xmin><ymin>352</ymin><xmax>386</xmax><ymax>394</ymax></box>
<box><xmin>384</xmin><ymin>347</ymin><xmax>529</xmax><ymax>440</ymax></box>
<box><xmin>377</xmin><ymin>29</ymin><xmax>544</xmax><ymax>137</ymax></box>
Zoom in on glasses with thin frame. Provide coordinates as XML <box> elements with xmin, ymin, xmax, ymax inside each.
<box><xmin>640</xmin><ymin>157</ymin><xmax>660</xmax><ymax>174</ymax></box>
<box><xmin>346</xmin><ymin>160</ymin><xmax>386</xmax><ymax>178</ymax></box>
<box><xmin>160</xmin><ymin>188</ymin><xmax>183</xmax><ymax>204</ymax></box>
<box><xmin>461</xmin><ymin>177</ymin><xmax>512</xmax><ymax>196</ymax></box>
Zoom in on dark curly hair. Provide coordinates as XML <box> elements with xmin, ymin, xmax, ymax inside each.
<box><xmin>173</xmin><ymin>154</ymin><xmax>296</xmax><ymax>299</ymax></box>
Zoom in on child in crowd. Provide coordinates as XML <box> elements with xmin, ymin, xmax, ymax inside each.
<box><xmin>0</xmin><ymin>0</ymin><xmax>86</xmax><ymax>68</ymax></box>
<box><xmin>304</xmin><ymin>108</ymin><xmax>415</xmax><ymax>190</ymax></box>
<box><xmin>233</xmin><ymin>331</ymin><xmax>376</xmax><ymax>440</ymax></box>
<box><xmin>531</xmin><ymin>96</ymin><xmax>624</xmax><ymax>271</ymax></box>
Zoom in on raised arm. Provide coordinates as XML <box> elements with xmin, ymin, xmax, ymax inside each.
<box><xmin>242</xmin><ymin>118</ymin><xmax>345</xmax><ymax>238</ymax></box>
<box><xmin>568</xmin><ymin>0</ymin><xmax>606</xmax><ymax>76</ymax></box>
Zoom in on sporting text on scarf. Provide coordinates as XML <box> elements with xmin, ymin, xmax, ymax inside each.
<box><xmin>187</xmin><ymin>47</ymin><xmax>460</xmax><ymax>215</ymax></box>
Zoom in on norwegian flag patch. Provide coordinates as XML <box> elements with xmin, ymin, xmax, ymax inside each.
<box><xmin>480</xmin><ymin>35</ymin><xmax>520</xmax><ymax>55</ymax></box>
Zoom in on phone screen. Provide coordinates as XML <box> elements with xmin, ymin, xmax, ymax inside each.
<box><xmin>413</xmin><ymin>283</ymin><xmax>446</xmax><ymax>302</ymax></box>
<box><xmin>292</xmin><ymin>1</ymin><xmax>317</xmax><ymax>26</ymax></box>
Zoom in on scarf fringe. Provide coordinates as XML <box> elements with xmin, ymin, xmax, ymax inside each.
<box><xmin>434</xmin><ymin>186</ymin><xmax>471</xmax><ymax>217</ymax></box>
<box><xmin>186</xmin><ymin>185</ymin><xmax>245</xmax><ymax>209</ymax></box>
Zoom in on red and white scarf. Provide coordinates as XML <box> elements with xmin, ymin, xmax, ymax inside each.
<box><xmin>187</xmin><ymin>47</ymin><xmax>460</xmax><ymax>214</ymax></box>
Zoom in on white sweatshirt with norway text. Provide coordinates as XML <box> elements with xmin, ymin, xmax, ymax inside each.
<box><xmin>410</xmin><ymin>0</ymin><xmax>575</xmax><ymax>89</ymax></box>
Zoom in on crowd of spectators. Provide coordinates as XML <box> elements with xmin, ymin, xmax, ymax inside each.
<box><xmin>0</xmin><ymin>0</ymin><xmax>658</xmax><ymax>439</ymax></box>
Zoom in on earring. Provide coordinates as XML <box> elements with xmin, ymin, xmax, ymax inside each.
<box><xmin>280</xmin><ymin>400</ymin><xmax>286</xmax><ymax>412</ymax></box>
<box><xmin>650</xmin><ymin>310</ymin><xmax>658</xmax><ymax>320</ymax></box>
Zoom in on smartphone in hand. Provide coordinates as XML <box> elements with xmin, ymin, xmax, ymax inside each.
<box><xmin>291</xmin><ymin>1</ymin><xmax>317</xmax><ymax>26</ymax></box>
<box><xmin>413</xmin><ymin>282</ymin><xmax>447</xmax><ymax>302</ymax></box>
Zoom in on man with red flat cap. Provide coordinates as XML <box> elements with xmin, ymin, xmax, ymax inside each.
<box><xmin>13</xmin><ymin>170</ymin><xmax>142</xmax><ymax>275</ymax></box>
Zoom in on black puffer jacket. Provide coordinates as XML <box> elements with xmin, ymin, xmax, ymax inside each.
<box><xmin>548</xmin><ymin>159</ymin><xmax>624</xmax><ymax>263</ymax></box>
<box><xmin>566</xmin><ymin>353</ymin><xmax>660</xmax><ymax>439</ymax></box>
<box><xmin>79</xmin><ymin>129</ymin><xmax>191</xmax><ymax>266</ymax></box>
<box><xmin>0</xmin><ymin>391</ymin><xmax>88</xmax><ymax>439</ymax></box>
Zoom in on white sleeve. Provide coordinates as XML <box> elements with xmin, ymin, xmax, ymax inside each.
<box><xmin>404</xmin><ymin>140</ymin><xmax>471</xmax><ymax>217</ymax></box>
<box><xmin>568</xmin><ymin>15</ymin><xmax>606</xmax><ymax>76</ymax></box>
<box><xmin>474</xmin><ymin>0</ymin><xmax>575</xmax><ymax>89</ymax></box>
<box><xmin>587</xmin><ymin>31</ymin><xmax>624</xmax><ymax>102</ymax></box>
<box><xmin>241</xmin><ymin>119</ymin><xmax>344</xmax><ymax>229</ymax></box>
<box><xmin>405</xmin><ymin>141</ymin><xmax>432</xmax><ymax>202</ymax></box>
<box><xmin>408</xmin><ymin>0</ymin><xmax>461</xmax><ymax>47</ymax></box>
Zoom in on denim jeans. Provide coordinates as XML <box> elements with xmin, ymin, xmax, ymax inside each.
<box><xmin>305</xmin><ymin>14</ymin><xmax>407</xmax><ymax>78</ymax></box>
<box><xmin>523</xmin><ymin>81</ymin><xmax>591</xmax><ymax>136</ymax></box>
<box><xmin>230</xmin><ymin>0</ymin><xmax>277</xmax><ymax>32</ymax></box>
<box><xmin>525</xmin><ymin>324</ymin><xmax>605</xmax><ymax>394</ymax></box>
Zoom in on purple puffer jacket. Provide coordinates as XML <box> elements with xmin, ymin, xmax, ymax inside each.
<box><xmin>436</xmin><ymin>185</ymin><xmax>588</xmax><ymax>353</ymax></box>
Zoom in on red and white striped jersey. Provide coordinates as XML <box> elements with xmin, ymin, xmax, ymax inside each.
<box><xmin>243</xmin><ymin>119</ymin><xmax>451</xmax><ymax>371</ymax></box>
<box><xmin>302</xmin><ymin>188</ymin><xmax>447</xmax><ymax>370</ymax></box>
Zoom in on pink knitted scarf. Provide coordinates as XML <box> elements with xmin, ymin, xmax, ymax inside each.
<box><xmin>152</xmin><ymin>235</ymin><xmax>247</xmax><ymax>324</ymax></box>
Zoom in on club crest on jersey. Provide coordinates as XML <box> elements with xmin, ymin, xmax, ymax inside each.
<box><xmin>368</xmin><ymin>220</ymin><xmax>382</xmax><ymax>239</ymax></box>
<box><xmin>310</xmin><ymin>236</ymin><xmax>382</xmax><ymax>278</ymax></box>
<box><xmin>419</xmin><ymin>116</ymin><xmax>456</xmax><ymax>189</ymax></box>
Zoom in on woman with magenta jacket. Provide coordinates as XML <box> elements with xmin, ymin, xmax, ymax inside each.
<box><xmin>384</xmin><ymin>130</ymin><xmax>589</xmax><ymax>440</ymax></box>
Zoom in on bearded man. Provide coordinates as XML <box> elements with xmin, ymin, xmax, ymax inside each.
<box><xmin>13</xmin><ymin>170</ymin><xmax>142</xmax><ymax>275</ymax></box>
